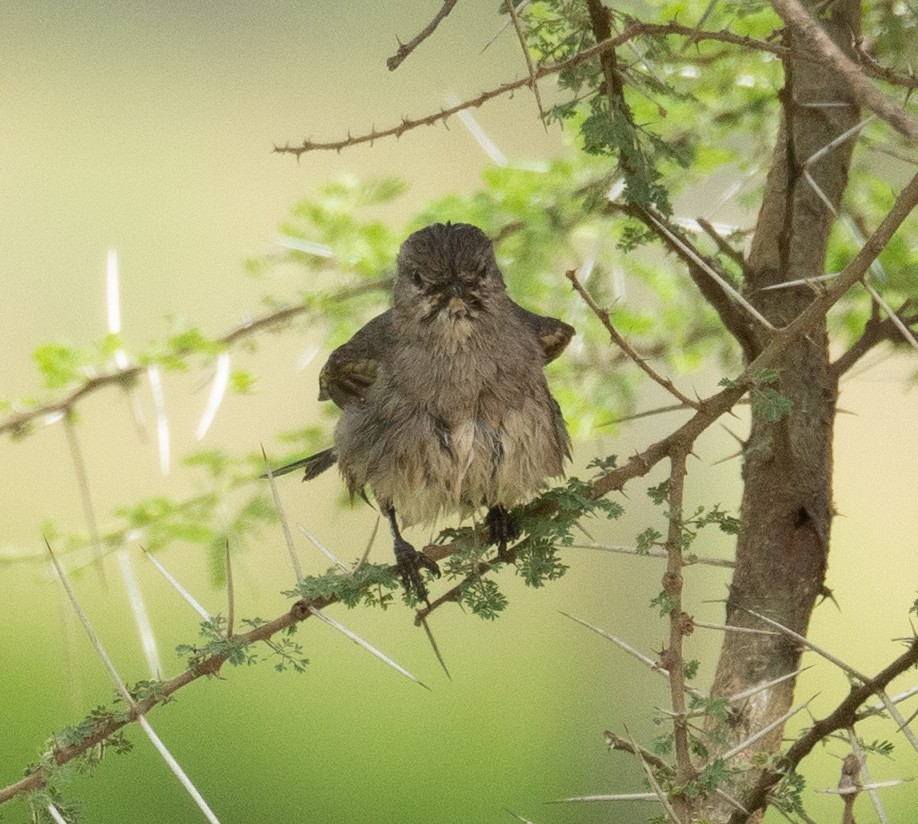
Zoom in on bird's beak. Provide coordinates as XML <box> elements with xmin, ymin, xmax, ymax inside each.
<box><xmin>445</xmin><ymin>280</ymin><xmax>469</xmax><ymax>317</ymax></box>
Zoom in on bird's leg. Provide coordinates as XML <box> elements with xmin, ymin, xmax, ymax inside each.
<box><xmin>384</xmin><ymin>506</ymin><xmax>440</xmax><ymax>604</ymax></box>
<box><xmin>485</xmin><ymin>505</ymin><xmax>520</xmax><ymax>560</ymax></box>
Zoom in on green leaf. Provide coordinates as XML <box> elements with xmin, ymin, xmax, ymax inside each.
<box><xmin>636</xmin><ymin>526</ymin><xmax>663</xmax><ymax>553</ymax></box>
<box><xmin>751</xmin><ymin>386</ymin><xmax>793</xmax><ymax>422</ymax></box>
<box><xmin>33</xmin><ymin>342</ymin><xmax>88</xmax><ymax>389</ymax></box>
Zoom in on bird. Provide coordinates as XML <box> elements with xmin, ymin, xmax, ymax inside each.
<box><xmin>271</xmin><ymin>222</ymin><xmax>574</xmax><ymax>602</ymax></box>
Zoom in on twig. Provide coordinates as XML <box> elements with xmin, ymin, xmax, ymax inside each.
<box><xmin>831</xmin><ymin>302</ymin><xmax>916</xmax><ymax>378</ymax></box>
<box><xmin>566</xmin><ymin>269</ymin><xmax>700</xmax><ymax>409</ymax></box>
<box><xmin>591</xmin><ymin>170</ymin><xmax>918</xmax><ymax>499</ymax></box>
<box><xmin>276</xmin><ymin>22</ymin><xmax>788</xmax><ymax>157</ymax></box>
<box><xmin>661</xmin><ymin>448</ymin><xmax>694</xmax><ymax>805</ymax></box>
<box><xmin>503</xmin><ymin>0</ymin><xmax>545</xmax><ymax>121</ymax></box>
<box><xmin>696</xmin><ymin>217</ymin><xmax>746</xmax><ymax>270</ymax></box>
<box><xmin>387</xmin><ymin>0</ymin><xmax>459</xmax><ymax>71</ymax></box>
<box><xmin>604</xmin><ymin>730</ymin><xmax>673</xmax><ymax>772</ymax></box>
<box><xmin>0</xmin><ymin>279</ymin><xmax>390</xmax><ymax>439</ymax></box>
<box><xmin>726</xmin><ymin>638</ymin><xmax>918</xmax><ymax>824</ymax></box>
<box><xmin>855</xmin><ymin>43</ymin><xmax>918</xmax><ymax>90</ymax></box>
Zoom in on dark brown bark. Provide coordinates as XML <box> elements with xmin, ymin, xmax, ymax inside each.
<box><xmin>705</xmin><ymin>0</ymin><xmax>862</xmax><ymax>819</ymax></box>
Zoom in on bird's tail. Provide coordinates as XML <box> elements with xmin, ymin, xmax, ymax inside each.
<box><xmin>264</xmin><ymin>447</ymin><xmax>337</xmax><ymax>481</ymax></box>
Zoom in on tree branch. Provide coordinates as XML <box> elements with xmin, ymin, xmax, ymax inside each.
<box><xmin>770</xmin><ymin>0</ymin><xmax>918</xmax><ymax>142</ymax></box>
<box><xmin>276</xmin><ymin>23</ymin><xmax>788</xmax><ymax>157</ymax></box>
<box><xmin>726</xmin><ymin>637</ymin><xmax>918</xmax><ymax>823</ymax></box>
<box><xmin>590</xmin><ymin>170</ymin><xmax>918</xmax><ymax>498</ymax></box>
<box><xmin>855</xmin><ymin>42</ymin><xmax>918</xmax><ymax>90</ymax></box>
<box><xmin>565</xmin><ymin>269</ymin><xmax>700</xmax><ymax>410</ymax></box>
<box><xmin>831</xmin><ymin>301</ymin><xmax>917</xmax><ymax>378</ymax></box>
<box><xmin>0</xmin><ymin>600</ymin><xmax>313</xmax><ymax>804</ymax></box>
<box><xmin>386</xmin><ymin>0</ymin><xmax>460</xmax><ymax>71</ymax></box>
<box><xmin>0</xmin><ymin>279</ymin><xmax>389</xmax><ymax>440</ymax></box>
<box><xmin>662</xmin><ymin>448</ymin><xmax>694</xmax><ymax>820</ymax></box>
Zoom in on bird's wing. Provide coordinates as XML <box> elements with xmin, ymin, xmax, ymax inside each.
<box><xmin>318</xmin><ymin>310</ymin><xmax>394</xmax><ymax>408</ymax></box>
<box><xmin>512</xmin><ymin>304</ymin><xmax>575</xmax><ymax>364</ymax></box>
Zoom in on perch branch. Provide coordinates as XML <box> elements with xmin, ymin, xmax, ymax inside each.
<box><xmin>662</xmin><ymin>447</ymin><xmax>695</xmax><ymax>812</ymax></box>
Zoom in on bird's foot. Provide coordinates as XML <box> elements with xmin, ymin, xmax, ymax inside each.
<box><xmin>485</xmin><ymin>506</ymin><xmax>521</xmax><ymax>561</ymax></box>
<box><xmin>394</xmin><ymin>537</ymin><xmax>441</xmax><ymax>604</ymax></box>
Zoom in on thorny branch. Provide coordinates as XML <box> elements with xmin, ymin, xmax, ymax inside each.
<box><xmin>504</xmin><ymin>0</ymin><xmax>545</xmax><ymax>120</ymax></box>
<box><xmin>727</xmin><ymin>637</ymin><xmax>918</xmax><ymax>824</ymax></box>
<box><xmin>831</xmin><ymin>300</ymin><xmax>917</xmax><ymax>378</ymax></box>
<box><xmin>591</xmin><ymin>170</ymin><xmax>918</xmax><ymax>498</ymax></box>
<box><xmin>0</xmin><ymin>595</ymin><xmax>319</xmax><ymax>804</ymax></box>
<box><xmin>565</xmin><ymin>269</ymin><xmax>700</xmax><ymax>410</ymax></box>
<box><xmin>386</xmin><ymin>0</ymin><xmax>459</xmax><ymax>71</ymax></box>
<box><xmin>770</xmin><ymin>0</ymin><xmax>918</xmax><ymax>142</ymax></box>
<box><xmin>3</xmin><ymin>171</ymin><xmax>916</xmax><ymax>811</ymax></box>
<box><xmin>855</xmin><ymin>40</ymin><xmax>918</xmax><ymax>90</ymax></box>
<box><xmin>275</xmin><ymin>22</ymin><xmax>789</xmax><ymax>157</ymax></box>
<box><xmin>662</xmin><ymin>448</ymin><xmax>694</xmax><ymax>815</ymax></box>
<box><xmin>0</xmin><ymin>279</ymin><xmax>390</xmax><ymax>440</ymax></box>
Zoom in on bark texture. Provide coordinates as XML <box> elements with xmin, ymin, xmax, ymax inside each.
<box><xmin>704</xmin><ymin>1</ymin><xmax>862</xmax><ymax>819</ymax></box>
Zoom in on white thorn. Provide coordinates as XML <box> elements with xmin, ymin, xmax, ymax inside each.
<box><xmin>196</xmin><ymin>351</ymin><xmax>231</xmax><ymax>440</ymax></box>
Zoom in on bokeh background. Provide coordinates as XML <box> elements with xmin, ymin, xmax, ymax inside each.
<box><xmin>2</xmin><ymin>2</ymin><xmax>916</xmax><ymax>822</ymax></box>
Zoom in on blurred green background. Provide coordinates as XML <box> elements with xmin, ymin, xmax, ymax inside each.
<box><xmin>2</xmin><ymin>2</ymin><xmax>917</xmax><ymax>822</ymax></box>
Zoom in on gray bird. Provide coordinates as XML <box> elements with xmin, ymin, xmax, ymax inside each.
<box><xmin>273</xmin><ymin>222</ymin><xmax>573</xmax><ymax>602</ymax></box>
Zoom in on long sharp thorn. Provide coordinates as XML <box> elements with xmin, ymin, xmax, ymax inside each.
<box><xmin>262</xmin><ymin>445</ymin><xmax>302</xmax><ymax>581</ymax></box>
<box><xmin>419</xmin><ymin>615</ymin><xmax>451</xmax><ymax>679</ymax></box>
<box><xmin>308</xmin><ymin>606</ymin><xmax>429</xmax><ymax>689</ymax></box>
<box><xmin>225</xmin><ymin>540</ymin><xmax>235</xmax><ymax>639</ymax></box>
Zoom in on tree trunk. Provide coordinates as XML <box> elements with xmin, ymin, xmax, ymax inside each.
<box><xmin>704</xmin><ymin>1</ymin><xmax>861</xmax><ymax>819</ymax></box>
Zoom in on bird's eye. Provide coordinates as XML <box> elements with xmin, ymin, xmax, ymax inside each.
<box><xmin>410</xmin><ymin>268</ymin><xmax>424</xmax><ymax>288</ymax></box>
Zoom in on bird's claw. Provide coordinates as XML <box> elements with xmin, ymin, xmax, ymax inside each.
<box><xmin>394</xmin><ymin>537</ymin><xmax>441</xmax><ymax>604</ymax></box>
<box><xmin>485</xmin><ymin>506</ymin><xmax>521</xmax><ymax>560</ymax></box>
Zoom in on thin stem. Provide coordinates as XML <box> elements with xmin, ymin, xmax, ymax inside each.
<box><xmin>566</xmin><ymin>269</ymin><xmax>700</xmax><ymax>409</ymax></box>
<box><xmin>663</xmin><ymin>448</ymin><xmax>694</xmax><ymax>813</ymax></box>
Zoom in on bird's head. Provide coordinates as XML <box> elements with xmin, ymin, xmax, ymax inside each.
<box><xmin>393</xmin><ymin>223</ymin><xmax>507</xmax><ymax>327</ymax></box>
